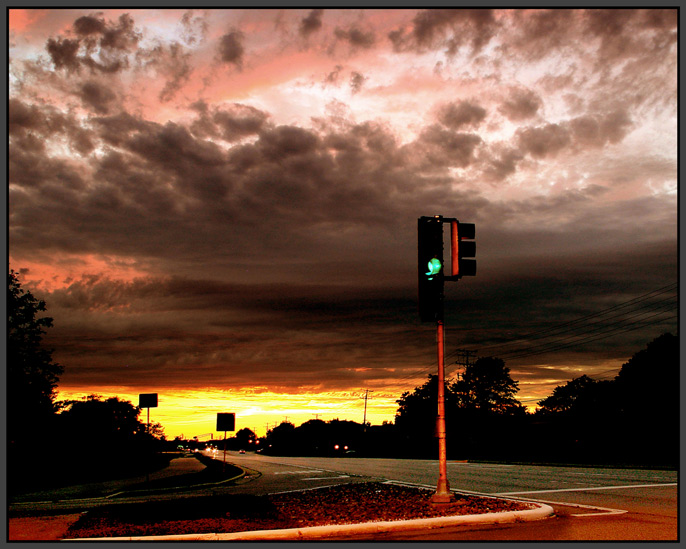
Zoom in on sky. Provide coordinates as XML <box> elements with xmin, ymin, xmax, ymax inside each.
<box><xmin>8</xmin><ymin>8</ymin><xmax>678</xmax><ymax>439</ymax></box>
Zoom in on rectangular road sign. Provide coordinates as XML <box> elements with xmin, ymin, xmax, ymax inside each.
<box><xmin>139</xmin><ymin>393</ymin><xmax>158</xmax><ymax>408</ymax></box>
<box><xmin>217</xmin><ymin>413</ymin><xmax>236</xmax><ymax>432</ymax></box>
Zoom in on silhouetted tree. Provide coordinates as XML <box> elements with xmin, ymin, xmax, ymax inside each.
<box><xmin>452</xmin><ymin>357</ymin><xmax>524</xmax><ymax>414</ymax></box>
<box><xmin>58</xmin><ymin>395</ymin><xmax>150</xmax><ymax>450</ymax></box>
<box><xmin>235</xmin><ymin>427</ymin><xmax>256</xmax><ymax>448</ymax></box>
<box><xmin>615</xmin><ymin>332</ymin><xmax>678</xmax><ymax>415</ymax></box>
<box><xmin>394</xmin><ymin>374</ymin><xmax>441</xmax><ymax>451</ymax></box>
<box><xmin>293</xmin><ymin>419</ymin><xmax>329</xmax><ymax>454</ymax></box>
<box><xmin>613</xmin><ymin>333</ymin><xmax>678</xmax><ymax>465</ymax></box>
<box><xmin>536</xmin><ymin>375</ymin><xmax>607</xmax><ymax>415</ymax></box>
<box><xmin>395</xmin><ymin>358</ymin><xmax>525</xmax><ymax>458</ymax></box>
<box><xmin>8</xmin><ymin>270</ymin><xmax>63</xmax><ymax>446</ymax></box>
<box><xmin>531</xmin><ymin>333</ymin><xmax>678</xmax><ymax>466</ymax></box>
<box><xmin>265</xmin><ymin>421</ymin><xmax>296</xmax><ymax>454</ymax></box>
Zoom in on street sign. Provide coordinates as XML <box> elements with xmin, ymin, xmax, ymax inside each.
<box><xmin>217</xmin><ymin>413</ymin><xmax>236</xmax><ymax>432</ymax></box>
<box><xmin>139</xmin><ymin>393</ymin><xmax>158</xmax><ymax>408</ymax></box>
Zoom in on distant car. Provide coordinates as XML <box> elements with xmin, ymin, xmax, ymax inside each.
<box><xmin>239</xmin><ymin>449</ymin><xmax>246</xmax><ymax>454</ymax></box>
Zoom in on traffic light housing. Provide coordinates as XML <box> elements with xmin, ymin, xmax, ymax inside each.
<box><xmin>450</xmin><ymin>221</ymin><xmax>476</xmax><ymax>278</ymax></box>
<box><xmin>418</xmin><ymin>216</ymin><xmax>476</xmax><ymax>322</ymax></box>
<box><xmin>418</xmin><ymin>216</ymin><xmax>444</xmax><ymax>322</ymax></box>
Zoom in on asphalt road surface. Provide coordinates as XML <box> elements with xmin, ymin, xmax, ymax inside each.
<box><xmin>214</xmin><ymin>451</ymin><xmax>677</xmax><ymax>541</ymax></box>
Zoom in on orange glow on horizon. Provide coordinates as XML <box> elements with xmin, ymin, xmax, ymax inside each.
<box><xmin>56</xmin><ymin>386</ymin><xmax>399</xmax><ymax>439</ymax></box>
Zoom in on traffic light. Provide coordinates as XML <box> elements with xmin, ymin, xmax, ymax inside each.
<box><xmin>418</xmin><ymin>216</ymin><xmax>444</xmax><ymax>322</ymax></box>
<box><xmin>450</xmin><ymin>221</ymin><xmax>476</xmax><ymax>278</ymax></box>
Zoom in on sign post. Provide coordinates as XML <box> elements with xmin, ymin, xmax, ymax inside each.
<box><xmin>216</xmin><ymin>413</ymin><xmax>236</xmax><ymax>473</ymax></box>
<box><xmin>138</xmin><ymin>393</ymin><xmax>158</xmax><ymax>484</ymax></box>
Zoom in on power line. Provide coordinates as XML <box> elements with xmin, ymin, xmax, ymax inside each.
<box><xmin>476</xmin><ymin>284</ymin><xmax>676</xmax><ymax>354</ymax></box>
<box><xmin>464</xmin><ymin>285</ymin><xmax>677</xmax><ymax>361</ymax></box>
<box><xmin>495</xmin><ymin>294</ymin><xmax>675</xmax><ymax>358</ymax></box>
<box><xmin>377</xmin><ymin>283</ymin><xmax>677</xmax><ymax>397</ymax></box>
<box><xmin>503</xmin><ymin>310</ymin><xmax>677</xmax><ymax>361</ymax></box>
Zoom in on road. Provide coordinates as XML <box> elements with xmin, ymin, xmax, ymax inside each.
<box><xmin>215</xmin><ymin>451</ymin><xmax>678</xmax><ymax>541</ymax></box>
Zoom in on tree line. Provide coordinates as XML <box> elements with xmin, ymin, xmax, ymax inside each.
<box><xmin>7</xmin><ymin>268</ymin><xmax>677</xmax><ymax>496</ymax></box>
<box><xmin>391</xmin><ymin>333</ymin><xmax>677</xmax><ymax>466</ymax></box>
<box><xmin>8</xmin><ymin>270</ymin><xmax>171</xmax><ymax>495</ymax></box>
<box><xmin>255</xmin><ymin>333</ymin><xmax>676</xmax><ymax>468</ymax></box>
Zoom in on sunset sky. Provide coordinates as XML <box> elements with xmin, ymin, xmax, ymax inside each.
<box><xmin>8</xmin><ymin>9</ymin><xmax>678</xmax><ymax>439</ymax></box>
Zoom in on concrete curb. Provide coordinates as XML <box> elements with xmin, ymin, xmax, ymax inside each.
<box><xmin>71</xmin><ymin>501</ymin><xmax>554</xmax><ymax>541</ymax></box>
<box><xmin>105</xmin><ymin>468</ymin><xmax>249</xmax><ymax>499</ymax></box>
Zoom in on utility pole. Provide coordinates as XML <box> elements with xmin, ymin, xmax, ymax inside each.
<box><xmin>454</xmin><ymin>349</ymin><xmax>476</xmax><ymax>368</ymax></box>
<box><xmin>360</xmin><ymin>389</ymin><xmax>373</xmax><ymax>430</ymax></box>
<box><xmin>453</xmin><ymin>349</ymin><xmax>477</xmax><ymax>380</ymax></box>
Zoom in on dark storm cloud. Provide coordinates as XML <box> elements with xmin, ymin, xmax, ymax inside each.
<box><xmin>160</xmin><ymin>43</ymin><xmax>193</xmax><ymax>102</ymax></box>
<box><xmin>499</xmin><ymin>87</ymin><xmax>542</xmax><ymax>121</ymax></box>
<box><xmin>39</xmin><ymin>221</ymin><xmax>676</xmax><ymax>391</ymax></box>
<box><xmin>516</xmin><ymin>123</ymin><xmax>571</xmax><ymax>159</ymax></box>
<box><xmin>73</xmin><ymin>14</ymin><xmax>107</xmax><ymax>36</ymax></box>
<box><xmin>350</xmin><ymin>72</ymin><xmax>365</xmax><ymax>94</ymax></box>
<box><xmin>9</xmin><ymin>98</ymin><xmax>95</xmax><ymax>167</ymax></box>
<box><xmin>11</xmin><ymin>98</ymin><xmax>490</xmax><ymax>290</ymax></box>
<box><xmin>506</xmin><ymin>9</ymin><xmax>577</xmax><ymax>61</ymax></box>
<box><xmin>436</xmin><ymin>100</ymin><xmax>487</xmax><ymax>130</ymax></box>
<box><xmin>300</xmin><ymin>9</ymin><xmax>324</xmax><ymax>37</ymax></box>
<box><xmin>409</xmin><ymin>125</ymin><xmax>483</xmax><ymax>169</ymax></box>
<box><xmin>179</xmin><ymin>10</ymin><xmax>208</xmax><ymax>45</ymax></box>
<box><xmin>45</xmin><ymin>37</ymin><xmax>81</xmax><ymax>71</ymax></box>
<box><xmin>9</xmin><ymin>9</ymin><xmax>676</xmax><ymax>397</ymax></box>
<box><xmin>190</xmin><ymin>102</ymin><xmax>270</xmax><ymax>142</ymax></box>
<box><xmin>569</xmin><ymin>111</ymin><xmax>632</xmax><ymax>148</ymax></box>
<box><xmin>389</xmin><ymin>9</ymin><xmax>498</xmax><ymax>55</ymax></box>
<box><xmin>97</xmin><ymin>13</ymin><xmax>140</xmax><ymax>51</ymax></box>
<box><xmin>46</xmin><ymin>13</ymin><xmax>140</xmax><ymax>74</ymax></box>
<box><xmin>515</xmin><ymin>109</ymin><xmax>633</xmax><ymax>159</ymax></box>
<box><xmin>446</xmin><ymin>238</ymin><xmax>677</xmax><ymax>367</ymax></box>
<box><xmin>477</xmin><ymin>145</ymin><xmax>524</xmax><ymax>182</ymax></box>
<box><xmin>334</xmin><ymin>26</ymin><xmax>376</xmax><ymax>49</ymax></box>
<box><xmin>325</xmin><ymin>65</ymin><xmax>343</xmax><ymax>84</ymax></box>
<box><xmin>9</xmin><ymin>98</ymin><xmax>51</xmax><ymax>135</ymax></box>
<box><xmin>218</xmin><ymin>30</ymin><xmax>245</xmax><ymax>67</ymax></box>
<box><xmin>77</xmin><ymin>80</ymin><xmax>117</xmax><ymax>114</ymax></box>
<box><xmin>40</xmin><ymin>273</ymin><xmax>428</xmax><ymax>389</ymax></box>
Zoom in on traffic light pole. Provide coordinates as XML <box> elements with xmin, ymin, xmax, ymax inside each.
<box><xmin>418</xmin><ymin>215</ymin><xmax>474</xmax><ymax>505</ymax></box>
<box><xmin>431</xmin><ymin>319</ymin><xmax>453</xmax><ymax>504</ymax></box>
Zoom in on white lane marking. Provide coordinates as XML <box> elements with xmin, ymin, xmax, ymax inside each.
<box><xmin>499</xmin><ymin>495</ymin><xmax>629</xmax><ymax>517</ymax></box>
<box><xmin>495</xmin><ymin>482</ymin><xmax>677</xmax><ymax>496</ymax></box>
<box><xmin>446</xmin><ymin>462</ymin><xmax>513</xmax><ymax>467</ymax></box>
<box><xmin>384</xmin><ymin>480</ymin><xmax>630</xmax><ymax>517</ymax></box>
<box><xmin>273</xmin><ymin>470</ymin><xmax>323</xmax><ymax>475</ymax></box>
<box><xmin>302</xmin><ymin>475</ymin><xmax>350</xmax><ymax>481</ymax></box>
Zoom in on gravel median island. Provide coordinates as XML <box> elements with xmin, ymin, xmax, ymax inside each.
<box><xmin>64</xmin><ymin>481</ymin><xmax>535</xmax><ymax>539</ymax></box>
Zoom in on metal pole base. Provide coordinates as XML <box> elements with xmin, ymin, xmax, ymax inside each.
<box><xmin>430</xmin><ymin>490</ymin><xmax>455</xmax><ymax>505</ymax></box>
